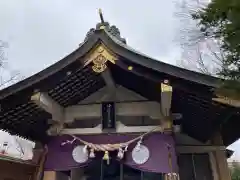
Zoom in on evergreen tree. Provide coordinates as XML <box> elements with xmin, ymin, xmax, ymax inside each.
<box><xmin>193</xmin><ymin>0</ymin><xmax>240</xmax><ymax>99</ymax></box>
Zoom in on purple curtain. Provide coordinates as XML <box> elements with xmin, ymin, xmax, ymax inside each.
<box><xmin>44</xmin><ymin>133</ymin><xmax>178</xmax><ymax>173</ymax></box>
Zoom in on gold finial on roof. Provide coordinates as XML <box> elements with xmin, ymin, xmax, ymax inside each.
<box><xmin>98</xmin><ymin>8</ymin><xmax>105</xmax><ymax>23</ymax></box>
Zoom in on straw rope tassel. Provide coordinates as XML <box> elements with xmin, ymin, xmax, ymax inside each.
<box><xmin>64</xmin><ymin>126</ymin><xmax>161</xmax><ymax>152</ymax></box>
<box><xmin>103</xmin><ymin>151</ymin><xmax>110</xmax><ymax>164</ymax></box>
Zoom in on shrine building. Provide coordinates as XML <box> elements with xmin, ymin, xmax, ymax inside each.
<box><xmin>0</xmin><ymin>10</ymin><xmax>239</xmax><ymax>180</ymax></box>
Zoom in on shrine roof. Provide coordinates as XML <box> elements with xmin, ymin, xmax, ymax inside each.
<box><xmin>0</xmin><ymin>13</ymin><xmax>239</xmax><ymax>145</ymax></box>
<box><xmin>0</xmin><ymin>27</ymin><xmax>219</xmax><ymax>101</ymax></box>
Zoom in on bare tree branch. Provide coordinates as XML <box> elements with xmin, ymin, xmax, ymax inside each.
<box><xmin>0</xmin><ymin>41</ymin><xmax>30</xmax><ymax>159</ymax></box>
<box><xmin>174</xmin><ymin>0</ymin><xmax>224</xmax><ymax>76</ymax></box>
<box><xmin>0</xmin><ymin>40</ymin><xmax>22</xmax><ymax>88</ymax></box>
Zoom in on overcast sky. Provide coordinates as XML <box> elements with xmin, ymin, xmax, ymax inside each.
<box><xmin>0</xmin><ymin>0</ymin><xmax>181</xmax><ymax>78</ymax></box>
<box><xmin>0</xmin><ymin>0</ymin><xmax>239</xmax><ymax>160</ymax></box>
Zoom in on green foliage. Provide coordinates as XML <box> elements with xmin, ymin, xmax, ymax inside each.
<box><xmin>193</xmin><ymin>0</ymin><xmax>240</xmax><ymax>99</ymax></box>
<box><xmin>231</xmin><ymin>161</ymin><xmax>240</xmax><ymax>180</ymax></box>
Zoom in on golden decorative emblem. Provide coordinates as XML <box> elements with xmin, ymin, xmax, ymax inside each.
<box><xmin>92</xmin><ymin>54</ymin><xmax>108</xmax><ymax>73</ymax></box>
<box><xmin>84</xmin><ymin>43</ymin><xmax>118</xmax><ymax>73</ymax></box>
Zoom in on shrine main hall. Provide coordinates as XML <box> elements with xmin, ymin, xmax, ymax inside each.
<box><xmin>0</xmin><ymin>10</ymin><xmax>239</xmax><ymax>180</ymax></box>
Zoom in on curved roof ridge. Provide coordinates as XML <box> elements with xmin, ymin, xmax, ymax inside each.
<box><xmin>104</xmin><ymin>29</ymin><xmax>151</xmax><ymax>58</ymax></box>
<box><xmin>103</xmin><ymin>29</ymin><xmax>219</xmax><ymax>87</ymax></box>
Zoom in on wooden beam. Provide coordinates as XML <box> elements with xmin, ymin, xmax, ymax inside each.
<box><xmin>100</xmin><ymin>69</ymin><xmax>116</xmax><ymax>100</ymax></box>
<box><xmin>59</xmin><ymin>122</ymin><xmax>163</xmax><ymax>135</ymax></box>
<box><xmin>31</xmin><ymin>92</ymin><xmax>64</xmax><ymax>121</ymax></box>
<box><xmin>64</xmin><ymin>101</ymin><xmax>164</xmax><ymax>122</ymax></box>
<box><xmin>101</xmin><ymin>69</ymin><xmax>115</xmax><ymax>91</ymax></box>
<box><xmin>79</xmin><ymin>86</ymin><xmax>147</xmax><ymax>104</ymax></box>
<box><xmin>212</xmin><ymin>97</ymin><xmax>240</xmax><ymax>107</ymax></box>
<box><xmin>176</xmin><ymin>145</ymin><xmax>226</xmax><ymax>153</ymax></box>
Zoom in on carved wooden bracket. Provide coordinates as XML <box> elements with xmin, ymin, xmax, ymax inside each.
<box><xmin>31</xmin><ymin>92</ymin><xmax>64</xmax><ymax>121</ymax></box>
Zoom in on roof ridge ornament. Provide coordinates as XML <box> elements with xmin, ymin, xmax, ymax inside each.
<box><xmin>83</xmin><ymin>9</ymin><xmax>127</xmax><ymax>44</ymax></box>
<box><xmin>98</xmin><ymin>9</ymin><xmax>106</xmax><ymax>30</ymax></box>
<box><xmin>98</xmin><ymin>9</ymin><xmax>105</xmax><ymax>24</ymax></box>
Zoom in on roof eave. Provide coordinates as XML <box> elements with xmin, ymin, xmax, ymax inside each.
<box><xmin>0</xmin><ymin>28</ymin><xmax>222</xmax><ymax>100</ymax></box>
<box><xmin>0</xmin><ymin>33</ymin><xmax>100</xmax><ymax>100</ymax></box>
<box><xmin>100</xmin><ymin>29</ymin><xmax>220</xmax><ymax>88</ymax></box>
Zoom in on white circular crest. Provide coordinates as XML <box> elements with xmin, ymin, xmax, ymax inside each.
<box><xmin>72</xmin><ymin>145</ymin><xmax>88</xmax><ymax>163</ymax></box>
<box><xmin>132</xmin><ymin>145</ymin><xmax>150</xmax><ymax>165</ymax></box>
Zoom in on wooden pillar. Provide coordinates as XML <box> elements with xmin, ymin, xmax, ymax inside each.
<box><xmin>211</xmin><ymin>132</ymin><xmax>231</xmax><ymax>180</ymax></box>
<box><xmin>71</xmin><ymin>168</ymin><xmax>85</xmax><ymax>180</ymax></box>
<box><xmin>43</xmin><ymin>171</ymin><xmax>56</xmax><ymax>180</ymax></box>
<box><xmin>34</xmin><ymin>145</ymin><xmax>47</xmax><ymax>180</ymax></box>
<box><xmin>209</xmin><ymin>152</ymin><xmax>219</xmax><ymax>180</ymax></box>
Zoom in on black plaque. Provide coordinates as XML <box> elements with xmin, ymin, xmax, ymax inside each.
<box><xmin>102</xmin><ymin>102</ymin><xmax>116</xmax><ymax>130</ymax></box>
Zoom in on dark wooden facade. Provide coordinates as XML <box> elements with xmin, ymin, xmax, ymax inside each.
<box><xmin>0</xmin><ymin>155</ymin><xmax>38</xmax><ymax>180</ymax></box>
